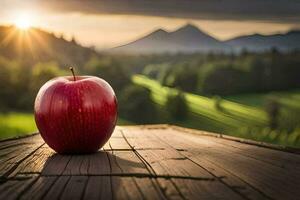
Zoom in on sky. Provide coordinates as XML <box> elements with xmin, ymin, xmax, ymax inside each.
<box><xmin>0</xmin><ymin>0</ymin><xmax>300</xmax><ymax>49</ymax></box>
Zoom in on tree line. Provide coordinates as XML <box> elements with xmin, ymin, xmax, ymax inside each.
<box><xmin>143</xmin><ymin>49</ymin><xmax>300</xmax><ymax>95</ymax></box>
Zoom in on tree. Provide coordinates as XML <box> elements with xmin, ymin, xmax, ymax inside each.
<box><xmin>84</xmin><ymin>57</ymin><xmax>130</xmax><ymax>93</ymax></box>
<box><xmin>213</xmin><ymin>96</ymin><xmax>223</xmax><ymax>111</ymax></box>
<box><xmin>265</xmin><ymin>97</ymin><xmax>280</xmax><ymax>129</ymax></box>
<box><xmin>0</xmin><ymin>57</ymin><xmax>15</xmax><ymax>111</ymax></box>
<box><xmin>143</xmin><ymin>64</ymin><xmax>161</xmax><ymax>79</ymax></box>
<box><xmin>118</xmin><ymin>84</ymin><xmax>157</xmax><ymax>123</ymax></box>
<box><xmin>30</xmin><ymin>62</ymin><xmax>62</xmax><ymax>94</ymax></box>
<box><xmin>160</xmin><ymin>63</ymin><xmax>198</xmax><ymax>92</ymax></box>
<box><xmin>172</xmin><ymin>67</ymin><xmax>198</xmax><ymax>92</ymax></box>
<box><xmin>166</xmin><ymin>91</ymin><xmax>188</xmax><ymax>120</ymax></box>
<box><xmin>201</xmin><ymin>67</ymin><xmax>246</xmax><ymax>95</ymax></box>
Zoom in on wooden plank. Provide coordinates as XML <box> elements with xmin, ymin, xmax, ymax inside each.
<box><xmin>112</xmin><ymin>177</ymin><xmax>141</xmax><ymax>200</ymax></box>
<box><xmin>0</xmin><ymin>143</ymin><xmax>44</xmax><ymax>178</ymax></box>
<box><xmin>121</xmin><ymin>128</ymin><xmax>155</xmax><ymax>139</ymax></box>
<box><xmin>173</xmin><ymin>125</ymin><xmax>300</xmax><ymax>153</ymax></box>
<box><xmin>0</xmin><ymin>135</ymin><xmax>44</xmax><ymax>175</ymax></box>
<box><xmin>60</xmin><ymin>176</ymin><xmax>88</xmax><ymax>200</ymax></box>
<box><xmin>102</xmin><ymin>141</ymin><xmax>111</xmax><ymax>151</ymax></box>
<box><xmin>93</xmin><ymin>129</ymin><xmax>126</xmax><ymax>150</ymax></box>
<box><xmin>0</xmin><ymin>145</ymin><xmax>29</xmax><ymax>164</ymax></box>
<box><xmin>180</xmin><ymin>151</ymin><xmax>267</xmax><ymax>200</ymax></box>
<box><xmin>171</xmin><ymin>178</ymin><xmax>243</xmax><ymax>200</ymax></box>
<box><xmin>109</xmin><ymin>137</ymin><xmax>131</xmax><ymax>150</ymax></box>
<box><xmin>156</xmin><ymin>178</ymin><xmax>183</xmax><ymax>200</ymax></box>
<box><xmin>63</xmin><ymin>155</ymin><xmax>87</xmax><ymax>175</ymax></box>
<box><xmin>20</xmin><ymin>176</ymin><xmax>57</xmax><ymax>200</ymax></box>
<box><xmin>136</xmin><ymin>148</ymin><xmax>213</xmax><ymax>179</ymax></box>
<box><xmin>88</xmin><ymin>152</ymin><xmax>111</xmax><ymax>175</ymax></box>
<box><xmin>108</xmin><ymin>151</ymin><xmax>150</xmax><ymax>175</ymax></box>
<box><xmin>120</xmin><ymin>124</ymin><xmax>169</xmax><ymax>131</ymax></box>
<box><xmin>152</xmin><ymin>128</ymin><xmax>300</xmax><ymax>200</ymax></box>
<box><xmin>111</xmin><ymin>127</ymin><xmax>124</xmax><ymax>138</ymax></box>
<box><xmin>83</xmin><ymin>176</ymin><xmax>112</xmax><ymax>200</ymax></box>
<box><xmin>124</xmin><ymin>127</ymin><xmax>218</xmax><ymax>179</ymax></box>
<box><xmin>134</xmin><ymin>150</ymin><xmax>242</xmax><ymax>199</ymax></box>
<box><xmin>30</xmin><ymin>151</ymin><xmax>104</xmax><ymax>176</ymax></box>
<box><xmin>0</xmin><ymin>134</ymin><xmax>43</xmax><ymax>150</ymax></box>
<box><xmin>172</xmin><ymin>126</ymin><xmax>300</xmax><ymax>167</ymax></box>
<box><xmin>205</xmin><ymin>135</ymin><xmax>300</xmax><ymax>169</ymax></box>
<box><xmin>124</xmin><ymin>137</ymin><xmax>168</xmax><ymax>149</ymax></box>
<box><xmin>9</xmin><ymin>146</ymin><xmax>54</xmax><ymax>177</ymax></box>
<box><xmin>182</xmin><ymin>128</ymin><xmax>300</xmax><ymax>176</ymax></box>
<box><xmin>0</xmin><ymin>176</ymin><xmax>37</xmax><ymax>200</ymax></box>
<box><xmin>41</xmin><ymin>153</ymin><xmax>71</xmax><ymax>176</ymax></box>
<box><xmin>0</xmin><ymin>135</ymin><xmax>44</xmax><ymax>161</ymax></box>
<box><xmin>81</xmin><ymin>177</ymin><xmax>168</xmax><ymax>200</ymax></box>
<box><xmin>187</xmin><ymin>148</ymin><xmax>300</xmax><ymax>200</ymax></box>
<box><xmin>122</xmin><ymin>129</ymin><xmax>169</xmax><ymax>149</ymax></box>
<box><xmin>154</xmin><ymin>127</ymin><xmax>300</xmax><ymax>171</ymax></box>
<box><xmin>59</xmin><ymin>150</ymin><xmax>149</xmax><ymax>176</ymax></box>
<box><xmin>0</xmin><ymin>141</ymin><xmax>33</xmax><ymax>151</ymax></box>
<box><xmin>43</xmin><ymin>176</ymin><xmax>70</xmax><ymax>200</ymax></box>
<box><xmin>133</xmin><ymin>177</ymin><xmax>167</xmax><ymax>200</ymax></box>
<box><xmin>0</xmin><ymin>142</ymin><xmax>36</xmax><ymax>158</ymax></box>
<box><xmin>157</xmin><ymin>177</ymin><xmax>246</xmax><ymax>200</ymax></box>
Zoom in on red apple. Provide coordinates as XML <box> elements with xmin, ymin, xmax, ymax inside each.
<box><xmin>34</xmin><ymin>68</ymin><xmax>117</xmax><ymax>154</ymax></box>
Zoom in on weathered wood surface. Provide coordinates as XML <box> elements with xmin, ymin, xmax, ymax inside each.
<box><xmin>0</xmin><ymin>125</ymin><xmax>300</xmax><ymax>200</ymax></box>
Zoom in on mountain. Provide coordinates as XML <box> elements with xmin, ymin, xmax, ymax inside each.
<box><xmin>112</xmin><ymin>24</ymin><xmax>300</xmax><ymax>54</ymax></box>
<box><xmin>113</xmin><ymin>24</ymin><xmax>230</xmax><ymax>54</ymax></box>
<box><xmin>0</xmin><ymin>26</ymin><xmax>98</xmax><ymax>67</ymax></box>
<box><xmin>225</xmin><ymin>30</ymin><xmax>300</xmax><ymax>52</ymax></box>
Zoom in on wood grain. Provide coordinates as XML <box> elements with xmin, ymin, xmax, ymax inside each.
<box><xmin>1</xmin><ymin>125</ymin><xmax>299</xmax><ymax>200</ymax></box>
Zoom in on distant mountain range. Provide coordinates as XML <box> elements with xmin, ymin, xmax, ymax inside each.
<box><xmin>2</xmin><ymin>25</ymin><xmax>299</xmax><ymax>58</ymax></box>
<box><xmin>0</xmin><ymin>26</ymin><xmax>98</xmax><ymax>67</ymax></box>
<box><xmin>225</xmin><ymin>30</ymin><xmax>300</xmax><ymax>52</ymax></box>
<box><xmin>112</xmin><ymin>24</ymin><xmax>300</xmax><ymax>54</ymax></box>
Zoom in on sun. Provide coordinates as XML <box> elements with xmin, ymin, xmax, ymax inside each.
<box><xmin>14</xmin><ymin>13</ymin><xmax>33</xmax><ymax>30</ymax></box>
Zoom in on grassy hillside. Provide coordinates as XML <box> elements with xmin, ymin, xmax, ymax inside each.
<box><xmin>133</xmin><ymin>75</ymin><xmax>300</xmax><ymax>147</ymax></box>
<box><xmin>225</xmin><ymin>90</ymin><xmax>300</xmax><ymax>108</ymax></box>
<box><xmin>0</xmin><ymin>113</ymin><xmax>37</xmax><ymax>140</ymax></box>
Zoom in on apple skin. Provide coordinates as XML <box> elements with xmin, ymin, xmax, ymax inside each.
<box><xmin>34</xmin><ymin>76</ymin><xmax>117</xmax><ymax>154</ymax></box>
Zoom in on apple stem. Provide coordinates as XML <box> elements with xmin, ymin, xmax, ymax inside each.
<box><xmin>69</xmin><ymin>67</ymin><xmax>76</xmax><ymax>81</ymax></box>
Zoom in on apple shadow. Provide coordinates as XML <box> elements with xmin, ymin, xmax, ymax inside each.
<box><xmin>40</xmin><ymin>151</ymin><xmax>146</xmax><ymax>199</ymax></box>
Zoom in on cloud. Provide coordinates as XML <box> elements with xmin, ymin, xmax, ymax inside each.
<box><xmin>1</xmin><ymin>0</ymin><xmax>299</xmax><ymax>24</ymax></box>
<box><xmin>33</xmin><ymin>0</ymin><xmax>300</xmax><ymax>23</ymax></box>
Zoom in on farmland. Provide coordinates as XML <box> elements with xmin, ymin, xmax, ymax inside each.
<box><xmin>133</xmin><ymin>75</ymin><xmax>300</xmax><ymax>147</ymax></box>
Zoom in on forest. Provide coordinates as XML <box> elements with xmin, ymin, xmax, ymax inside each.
<box><xmin>142</xmin><ymin>50</ymin><xmax>300</xmax><ymax>95</ymax></box>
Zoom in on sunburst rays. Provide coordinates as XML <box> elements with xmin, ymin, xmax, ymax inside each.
<box><xmin>0</xmin><ymin>26</ymin><xmax>53</xmax><ymax>59</ymax></box>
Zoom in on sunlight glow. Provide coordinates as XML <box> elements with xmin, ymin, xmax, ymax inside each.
<box><xmin>14</xmin><ymin>13</ymin><xmax>33</xmax><ymax>30</ymax></box>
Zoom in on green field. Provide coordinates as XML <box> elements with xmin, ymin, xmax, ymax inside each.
<box><xmin>0</xmin><ymin>113</ymin><xmax>133</xmax><ymax>141</ymax></box>
<box><xmin>224</xmin><ymin>90</ymin><xmax>300</xmax><ymax>108</ymax></box>
<box><xmin>0</xmin><ymin>113</ymin><xmax>37</xmax><ymax>140</ymax></box>
<box><xmin>133</xmin><ymin>75</ymin><xmax>300</xmax><ymax>147</ymax></box>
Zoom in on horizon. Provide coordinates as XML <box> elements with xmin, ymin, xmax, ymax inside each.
<box><xmin>1</xmin><ymin>23</ymin><xmax>299</xmax><ymax>51</ymax></box>
<box><xmin>1</xmin><ymin>0</ymin><xmax>299</xmax><ymax>48</ymax></box>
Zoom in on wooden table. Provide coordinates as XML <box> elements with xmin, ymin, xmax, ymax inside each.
<box><xmin>1</xmin><ymin>125</ymin><xmax>300</xmax><ymax>200</ymax></box>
